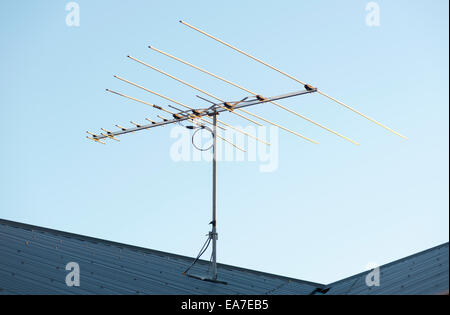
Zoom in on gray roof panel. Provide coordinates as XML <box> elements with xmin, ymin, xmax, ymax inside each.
<box><xmin>0</xmin><ymin>219</ymin><xmax>322</xmax><ymax>295</ymax></box>
<box><xmin>323</xmin><ymin>242</ymin><xmax>449</xmax><ymax>295</ymax></box>
<box><xmin>0</xmin><ymin>218</ymin><xmax>448</xmax><ymax>295</ymax></box>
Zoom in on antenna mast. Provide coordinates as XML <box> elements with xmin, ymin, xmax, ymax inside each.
<box><xmin>211</xmin><ymin>111</ymin><xmax>218</xmax><ymax>280</ymax></box>
<box><xmin>87</xmin><ymin>20</ymin><xmax>406</xmax><ymax>282</ymax></box>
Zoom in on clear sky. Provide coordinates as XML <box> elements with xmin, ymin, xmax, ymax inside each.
<box><xmin>0</xmin><ymin>0</ymin><xmax>448</xmax><ymax>284</ymax></box>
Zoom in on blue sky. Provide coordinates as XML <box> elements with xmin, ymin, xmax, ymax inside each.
<box><xmin>0</xmin><ymin>0</ymin><xmax>448</xmax><ymax>284</ymax></box>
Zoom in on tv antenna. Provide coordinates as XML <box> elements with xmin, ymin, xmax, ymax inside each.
<box><xmin>87</xmin><ymin>21</ymin><xmax>407</xmax><ymax>283</ymax></box>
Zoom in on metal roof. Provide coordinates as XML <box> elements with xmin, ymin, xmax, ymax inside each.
<box><xmin>0</xmin><ymin>219</ymin><xmax>323</xmax><ymax>295</ymax></box>
<box><xmin>322</xmin><ymin>242</ymin><xmax>449</xmax><ymax>295</ymax></box>
<box><xmin>0</xmin><ymin>218</ymin><xmax>448</xmax><ymax>295</ymax></box>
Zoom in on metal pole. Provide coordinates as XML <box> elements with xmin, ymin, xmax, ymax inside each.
<box><xmin>211</xmin><ymin>111</ymin><xmax>218</xmax><ymax>280</ymax></box>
